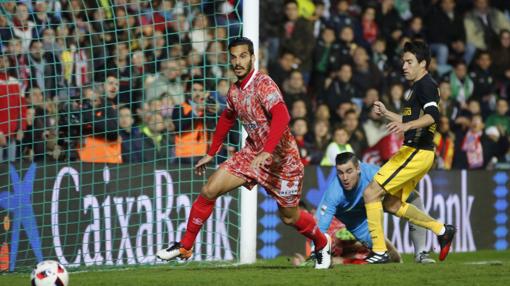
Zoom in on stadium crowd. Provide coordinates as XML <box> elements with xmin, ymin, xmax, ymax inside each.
<box><xmin>1</xmin><ymin>0</ymin><xmax>510</xmax><ymax>170</ymax></box>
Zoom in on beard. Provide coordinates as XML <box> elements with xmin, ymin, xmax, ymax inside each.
<box><xmin>234</xmin><ymin>60</ymin><xmax>253</xmax><ymax>80</ymax></box>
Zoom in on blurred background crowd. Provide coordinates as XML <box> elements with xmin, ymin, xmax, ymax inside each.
<box><xmin>1</xmin><ymin>0</ymin><xmax>510</xmax><ymax>170</ymax></box>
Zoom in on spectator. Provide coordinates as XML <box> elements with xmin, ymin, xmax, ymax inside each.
<box><xmin>6</xmin><ymin>38</ymin><xmax>29</xmax><ymax>94</ymax></box>
<box><xmin>291</xmin><ymin>117</ymin><xmax>313</xmax><ymax>165</ymax></box>
<box><xmin>0</xmin><ymin>14</ymin><xmax>12</xmax><ymax>49</ymax></box>
<box><xmin>186</xmin><ymin>49</ymin><xmax>205</xmax><ymax>78</ymax></box>
<box><xmin>427</xmin><ymin>56</ymin><xmax>443</xmax><ymax>83</ymax></box>
<box><xmin>455</xmin><ymin>114</ymin><xmax>485</xmax><ymax>169</ymax></box>
<box><xmin>110</xmin><ymin>7</ymin><xmax>135</xmax><ymax>45</ymax></box>
<box><xmin>290</xmin><ymin>99</ymin><xmax>309</xmax><ymax>120</ymax></box>
<box><xmin>328</xmin><ymin>0</ymin><xmax>360</xmax><ymax>38</ymax></box>
<box><xmin>280</xmin><ymin>0</ymin><xmax>315</xmax><ymax>80</ymax></box>
<box><xmin>485</xmin><ymin>98</ymin><xmax>510</xmax><ymax>135</ymax></box>
<box><xmin>333</xmin><ymin>101</ymin><xmax>356</xmax><ymax>125</ymax></box>
<box><xmin>189</xmin><ymin>13</ymin><xmax>212</xmax><ymax>55</ymax></box>
<box><xmin>209</xmin><ymin>78</ymin><xmax>229</xmax><ymax>109</ymax></box>
<box><xmin>448</xmin><ymin>60</ymin><xmax>474</xmax><ymax>108</ymax></box>
<box><xmin>321</xmin><ymin>63</ymin><xmax>359</xmax><ymax>110</ymax></box>
<box><xmin>103</xmin><ymin>75</ymin><xmax>120</xmax><ymax>107</ymax></box>
<box><xmin>27</xmin><ymin>41</ymin><xmax>58</xmax><ymax>98</ymax></box>
<box><xmin>22</xmin><ymin>88</ymin><xmax>60</xmax><ymax>161</ymax></box>
<box><xmin>141</xmin><ymin>112</ymin><xmax>173</xmax><ymax>162</ymax></box>
<box><xmin>483</xmin><ymin>125</ymin><xmax>510</xmax><ymax>168</ymax></box>
<box><xmin>145</xmin><ymin>30</ymin><xmax>169</xmax><ymax>74</ymax></box>
<box><xmin>205</xmin><ymin>41</ymin><xmax>228</xmax><ymax>89</ymax></box>
<box><xmin>363</xmin><ymin>105</ymin><xmax>387</xmax><ymax>147</ymax></box>
<box><xmin>84</xmin><ymin>87</ymin><xmax>101</xmax><ymax>108</ymax></box>
<box><xmin>61</xmin><ymin>30</ymin><xmax>89</xmax><ymax>91</ymax></box>
<box><xmin>434</xmin><ymin>115</ymin><xmax>455</xmax><ymax>170</ymax></box>
<box><xmin>405</xmin><ymin>16</ymin><xmax>425</xmax><ymax>39</ymax></box>
<box><xmin>320</xmin><ymin>125</ymin><xmax>353</xmax><ymax>166</ymax></box>
<box><xmin>336</xmin><ymin>25</ymin><xmax>358</xmax><ymax>65</ymax></box>
<box><xmin>40</xmin><ymin>28</ymin><xmax>63</xmax><ymax>96</ymax></box>
<box><xmin>90</xmin><ymin>7</ymin><xmax>114</xmax><ymax>48</ymax></box>
<box><xmin>464</xmin><ymin>0</ymin><xmax>510</xmax><ymax>51</ymax></box>
<box><xmin>310</xmin><ymin>1</ymin><xmax>329</xmax><ymax>39</ymax></box>
<box><xmin>306</xmin><ymin>119</ymin><xmax>331</xmax><ymax>165</ymax></box>
<box><xmin>471</xmin><ymin>51</ymin><xmax>497</xmax><ymax>116</ymax></box>
<box><xmin>213</xmin><ymin>1</ymin><xmax>242</xmax><ymax>38</ymax></box>
<box><xmin>360</xmin><ymin>88</ymin><xmax>380</xmax><ymax>122</ymax></box>
<box><xmin>32</xmin><ymin>1</ymin><xmax>59</xmax><ymax>39</ymax></box>
<box><xmin>426</xmin><ymin>0</ymin><xmax>469</xmax><ymax>74</ymax></box>
<box><xmin>438</xmin><ymin>81</ymin><xmax>461</xmax><ymax>123</ymax></box>
<box><xmin>260</xmin><ymin>0</ymin><xmax>285</xmax><ymax>64</ymax></box>
<box><xmin>490</xmin><ymin>30</ymin><xmax>510</xmax><ymax>98</ymax></box>
<box><xmin>315</xmin><ymin>103</ymin><xmax>331</xmax><ymax>122</ymax></box>
<box><xmin>384</xmin><ymin>83</ymin><xmax>404</xmax><ymax>114</ymax></box>
<box><xmin>361</xmin><ymin>6</ymin><xmax>378</xmax><ymax>45</ymax></box>
<box><xmin>343</xmin><ymin>108</ymin><xmax>368</xmax><ymax>156</ymax></box>
<box><xmin>77</xmin><ymin>94</ymin><xmax>122</xmax><ymax>164</ymax></box>
<box><xmin>159</xmin><ymin>92</ymin><xmax>176</xmax><ymax>120</ymax></box>
<box><xmin>351</xmin><ymin>46</ymin><xmax>383</xmax><ymax>94</ymax></box>
<box><xmin>282</xmin><ymin>70</ymin><xmax>309</xmax><ymax>107</ymax></box>
<box><xmin>172</xmin><ymin>80</ymin><xmax>216</xmax><ymax>162</ymax></box>
<box><xmin>375</xmin><ymin>0</ymin><xmax>403</xmax><ymax>47</ymax></box>
<box><xmin>311</xmin><ymin>26</ymin><xmax>341</xmax><ymax>95</ymax></box>
<box><xmin>10</xmin><ymin>4</ymin><xmax>35</xmax><ymax>53</ymax></box>
<box><xmin>0</xmin><ymin>52</ymin><xmax>26</xmax><ymax>162</ymax></box>
<box><xmin>268</xmin><ymin>51</ymin><xmax>297</xmax><ymax>88</ymax></box>
<box><xmin>371</xmin><ymin>38</ymin><xmax>389</xmax><ymax>73</ymax></box>
<box><xmin>119</xmin><ymin>106</ymin><xmax>144</xmax><ymax>163</ymax></box>
<box><xmin>125</xmin><ymin>50</ymin><xmax>146</xmax><ymax>109</ymax></box>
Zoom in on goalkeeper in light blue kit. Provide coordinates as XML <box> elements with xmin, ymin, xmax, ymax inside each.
<box><xmin>316</xmin><ymin>152</ymin><xmax>435</xmax><ymax>263</ymax></box>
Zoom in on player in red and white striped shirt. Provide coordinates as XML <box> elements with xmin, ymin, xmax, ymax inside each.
<box><xmin>157</xmin><ymin>37</ymin><xmax>332</xmax><ymax>269</ymax></box>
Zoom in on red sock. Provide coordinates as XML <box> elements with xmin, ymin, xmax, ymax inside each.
<box><xmin>293</xmin><ymin>210</ymin><xmax>327</xmax><ymax>250</ymax></box>
<box><xmin>180</xmin><ymin>194</ymin><xmax>216</xmax><ymax>250</ymax></box>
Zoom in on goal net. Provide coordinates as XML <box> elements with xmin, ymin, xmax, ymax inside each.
<box><xmin>0</xmin><ymin>0</ymin><xmax>243</xmax><ymax>272</ymax></box>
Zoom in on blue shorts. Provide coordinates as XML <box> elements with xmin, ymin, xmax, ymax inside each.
<box><xmin>350</xmin><ymin>221</ymin><xmax>372</xmax><ymax>248</ymax></box>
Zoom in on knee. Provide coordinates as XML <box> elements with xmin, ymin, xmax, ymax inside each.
<box><xmin>201</xmin><ymin>184</ymin><xmax>218</xmax><ymax>200</ymax></box>
<box><xmin>363</xmin><ymin>181</ymin><xmax>383</xmax><ymax>203</ymax></box>
<box><xmin>382</xmin><ymin>197</ymin><xmax>401</xmax><ymax>214</ymax></box>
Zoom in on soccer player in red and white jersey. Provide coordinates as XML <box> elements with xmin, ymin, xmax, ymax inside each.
<box><xmin>157</xmin><ymin>37</ymin><xmax>332</xmax><ymax>269</ymax></box>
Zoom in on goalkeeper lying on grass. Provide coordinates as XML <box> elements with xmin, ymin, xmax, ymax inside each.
<box><xmin>293</xmin><ymin>152</ymin><xmax>435</xmax><ymax>266</ymax></box>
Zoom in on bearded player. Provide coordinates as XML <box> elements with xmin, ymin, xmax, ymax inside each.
<box><xmin>156</xmin><ymin>37</ymin><xmax>332</xmax><ymax>269</ymax></box>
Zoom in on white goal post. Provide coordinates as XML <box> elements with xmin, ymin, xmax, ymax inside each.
<box><xmin>239</xmin><ymin>0</ymin><xmax>259</xmax><ymax>265</ymax></box>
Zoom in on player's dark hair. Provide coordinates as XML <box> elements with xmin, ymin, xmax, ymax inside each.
<box><xmin>228</xmin><ymin>37</ymin><xmax>254</xmax><ymax>55</ymax></box>
<box><xmin>403</xmin><ymin>40</ymin><xmax>431</xmax><ymax>68</ymax></box>
<box><xmin>335</xmin><ymin>152</ymin><xmax>359</xmax><ymax>167</ymax></box>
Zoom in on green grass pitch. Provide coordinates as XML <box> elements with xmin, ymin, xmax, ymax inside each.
<box><xmin>2</xmin><ymin>250</ymin><xmax>509</xmax><ymax>285</ymax></box>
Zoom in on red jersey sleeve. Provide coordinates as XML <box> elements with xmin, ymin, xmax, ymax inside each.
<box><xmin>207</xmin><ymin>87</ymin><xmax>237</xmax><ymax>156</ymax></box>
<box><xmin>262</xmin><ymin>102</ymin><xmax>290</xmax><ymax>153</ymax></box>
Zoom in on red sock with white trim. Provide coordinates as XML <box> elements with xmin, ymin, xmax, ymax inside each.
<box><xmin>180</xmin><ymin>194</ymin><xmax>216</xmax><ymax>250</ymax></box>
<box><xmin>293</xmin><ymin>210</ymin><xmax>327</xmax><ymax>250</ymax></box>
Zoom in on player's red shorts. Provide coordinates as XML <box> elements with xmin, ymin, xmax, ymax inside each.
<box><xmin>220</xmin><ymin>147</ymin><xmax>304</xmax><ymax>207</ymax></box>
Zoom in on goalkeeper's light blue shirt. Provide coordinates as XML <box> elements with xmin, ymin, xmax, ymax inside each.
<box><xmin>316</xmin><ymin>163</ymin><xmax>379</xmax><ymax>243</ymax></box>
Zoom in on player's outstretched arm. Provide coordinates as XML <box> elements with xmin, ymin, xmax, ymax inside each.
<box><xmin>386</xmin><ymin>114</ymin><xmax>435</xmax><ymax>134</ymax></box>
<box><xmin>374</xmin><ymin>101</ymin><xmax>402</xmax><ymax>123</ymax></box>
<box><xmin>207</xmin><ymin>109</ymin><xmax>237</xmax><ymax>157</ymax></box>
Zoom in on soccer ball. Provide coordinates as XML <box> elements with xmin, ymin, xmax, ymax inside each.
<box><xmin>30</xmin><ymin>260</ymin><xmax>69</xmax><ymax>286</ymax></box>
